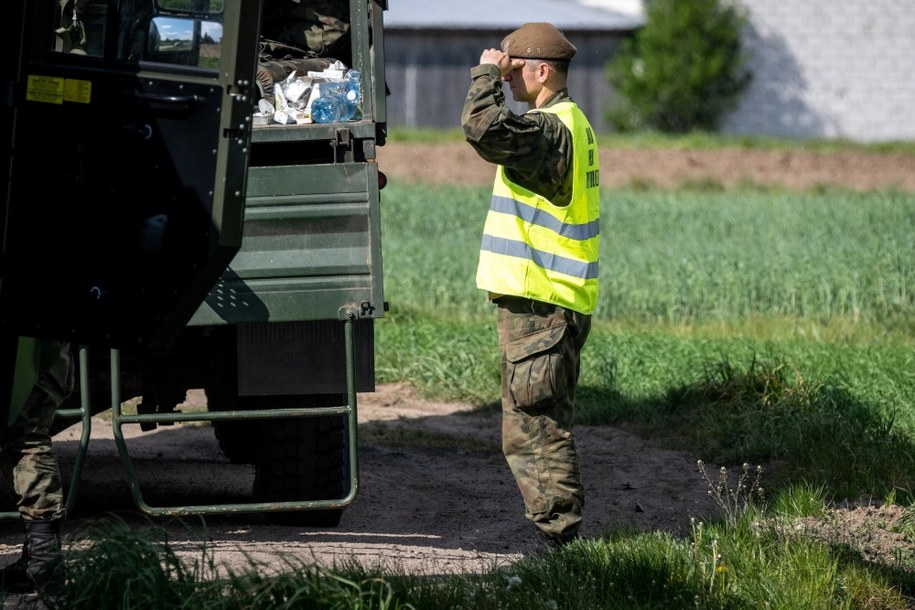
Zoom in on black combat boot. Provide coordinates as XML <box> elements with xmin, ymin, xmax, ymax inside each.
<box><xmin>539</xmin><ymin>530</ymin><xmax>581</xmax><ymax>552</ymax></box>
<box><xmin>0</xmin><ymin>519</ymin><xmax>63</xmax><ymax>594</ymax></box>
<box><xmin>0</xmin><ymin>536</ymin><xmax>31</xmax><ymax>592</ymax></box>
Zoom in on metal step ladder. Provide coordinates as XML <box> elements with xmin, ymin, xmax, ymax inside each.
<box><xmin>1</xmin><ymin>318</ymin><xmax>361</xmax><ymax>520</ymax></box>
<box><xmin>107</xmin><ymin>317</ymin><xmax>360</xmax><ymax>518</ymax></box>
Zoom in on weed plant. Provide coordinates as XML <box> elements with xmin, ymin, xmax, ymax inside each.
<box><xmin>697</xmin><ymin>461</ymin><xmax>765</xmax><ymax>527</ymax></box>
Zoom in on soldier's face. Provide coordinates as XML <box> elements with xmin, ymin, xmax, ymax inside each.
<box><xmin>504</xmin><ymin>59</ymin><xmax>541</xmax><ymax>104</ymax></box>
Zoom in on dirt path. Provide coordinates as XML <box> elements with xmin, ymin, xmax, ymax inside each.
<box><xmin>0</xmin><ymin>384</ymin><xmax>718</xmax><ymax>582</ymax></box>
<box><xmin>377</xmin><ymin>142</ymin><xmax>915</xmax><ymax>192</ymax></box>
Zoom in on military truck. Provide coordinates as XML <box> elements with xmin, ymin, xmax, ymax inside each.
<box><xmin>1</xmin><ymin>0</ymin><xmax>388</xmax><ymax>526</ymax></box>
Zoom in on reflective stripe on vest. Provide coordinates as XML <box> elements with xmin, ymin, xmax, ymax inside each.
<box><xmin>476</xmin><ymin>101</ymin><xmax>600</xmax><ymax>314</ymax></box>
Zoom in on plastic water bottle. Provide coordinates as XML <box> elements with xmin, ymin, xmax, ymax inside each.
<box><xmin>343</xmin><ymin>70</ymin><xmax>362</xmax><ymax>120</ymax></box>
<box><xmin>311</xmin><ymin>80</ymin><xmax>357</xmax><ymax>123</ymax></box>
<box><xmin>311</xmin><ymin>71</ymin><xmax>362</xmax><ymax>124</ymax></box>
<box><xmin>311</xmin><ymin>92</ymin><xmax>346</xmax><ymax>123</ymax></box>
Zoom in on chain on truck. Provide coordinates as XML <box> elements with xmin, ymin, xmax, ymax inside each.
<box><xmin>1</xmin><ymin>0</ymin><xmax>389</xmax><ymax>527</ymax></box>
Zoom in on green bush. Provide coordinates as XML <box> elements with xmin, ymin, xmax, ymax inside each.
<box><xmin>606</xmin><ymin>0</ymin><xmax>752</xmax><ymax>133</ymax></box>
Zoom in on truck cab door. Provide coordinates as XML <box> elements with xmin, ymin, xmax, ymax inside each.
<box><xmin>1</xmin><ymin>0</ymin><xmax>262</xmax><ymax>349</ymax></box>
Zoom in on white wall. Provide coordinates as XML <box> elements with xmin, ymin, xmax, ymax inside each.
<box><xmin>723</xmin><ymin>0</ymin><xmax>915</xmax><ymax>142</ymax></box>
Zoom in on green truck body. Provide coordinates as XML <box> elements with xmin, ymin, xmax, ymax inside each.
<box><xmin>1</xmin><ymin>0</ymin><xmax>389</xmax><ymax>525</ymax></box>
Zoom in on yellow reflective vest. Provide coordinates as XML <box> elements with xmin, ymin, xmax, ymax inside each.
<box><xmin>476</xmin><ymin>101</ymin><xmax>600</xmax><ymax>314</ymax></box>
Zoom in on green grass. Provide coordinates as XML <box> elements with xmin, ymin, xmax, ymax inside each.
<box><xmin>28</xmin><ymin>171</ymin><xmax>915</xmax><ymax>608</ymax></box>
<box><xmin>381</xmin><ymin>184</ymin><xmax>915</xmax><ymax>325</ymax></box>
<box><xmin>46</xmin><ymin>507</ymin><xmax>914</xmax><ymax>609</ymax></box>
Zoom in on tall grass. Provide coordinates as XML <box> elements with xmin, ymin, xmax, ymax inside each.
<box><xmin>380</xmin><ymin>183</ymin><xmax>915</xmax><ymax>325</ymax></box>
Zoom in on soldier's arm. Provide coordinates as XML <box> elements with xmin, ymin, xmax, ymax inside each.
<box><xmin>461</xmin><ymin>63</ymin><xmax>571</xmax><ymax>203</ymax></box>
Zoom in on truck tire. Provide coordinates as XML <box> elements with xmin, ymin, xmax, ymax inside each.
<box><xmin>252</xmin><ymin>394</ymin><xmax>350</xmax><ymax>527</ymax></box>
<box><xmin>212</xmin><ymin>419</ymin><xmax>259</xmax><ymax>465</ymax></box>
<box><xmin>204</xmin><ymin>355</ymin><xmax>259</xmax><ymax>465</ymax></box>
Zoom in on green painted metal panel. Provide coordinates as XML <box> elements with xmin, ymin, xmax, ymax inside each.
<box><xmin>189</xmin><ymin>161</ymin><xmax>385</xmax><ymax>325</ymax></box>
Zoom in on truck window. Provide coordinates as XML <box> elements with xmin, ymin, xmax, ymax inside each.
<box><xmin>53</xmin><ymin>0</ymin><xmax>107</xmax><ymax>57</ymax></box>
<box><xmin>141</xmin><ymin>16</ymin><xmax>223</xmax><ymax>67</ymax></box>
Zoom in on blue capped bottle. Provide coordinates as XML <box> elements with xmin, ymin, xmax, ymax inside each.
<box><xmin>311</xmin><ymin>91</ymin><xmax>345</xmax><ymax>123</ymax></box>
<box><xmin>310</xmin><ymin>81</ymin><xmax>347</xmax><ymax>123</ymax></box>
<box><xmin>342</xmin><ymin>69</ymin><xmax>362</xmax><ymax>120</ymax></box>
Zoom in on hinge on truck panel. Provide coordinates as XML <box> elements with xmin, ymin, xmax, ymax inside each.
<box><xmin>330</xmin><ymin>127</ymin><xmax>353</xmax><ymax>163</ymax></box>
<box><xmin>337</xmin><ymin>301</ymin><xmax>374</xmax><ymax>320</ymax></box>
<box><xmin>224</xmin><ymin>79</ymin><xmax>255</xmax><ymax>145</ymax></box>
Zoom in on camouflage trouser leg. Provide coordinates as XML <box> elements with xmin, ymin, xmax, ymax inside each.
<box><xmin>0</xmin><ymin>343</ymin><xmax>73</xmax><ymax>521</ymax></box>
<box><xmin>497</xmin><ymin>298</ymin><xmax>591</xmax><ymax>540</ymax></box>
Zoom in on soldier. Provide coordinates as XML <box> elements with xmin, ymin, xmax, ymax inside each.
<box><xmin>460</xmin><ymin>23</ymin><xmax>600</xmax><ymax>550</ymax></box>
<box><xmin>260</xmin><ymin>0</ymin><xmax>351</xmax><ymax>60</ymax></box>
<box><xmin>0</xmin><ymin>340</ymin><xmax>74</xmax><ymax>593</ymax></box>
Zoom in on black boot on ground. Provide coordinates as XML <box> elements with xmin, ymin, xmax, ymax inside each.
<box><xmin>0</xmin><ymin>519</ymin><xmax>63</xmax><ymax>594</ymax></box>
<box><xmin>0</xmin><ymin>537</ymin><xmax>31</xmax><ymax>592</ymax></box>
<box><xmin>540</xmin><ymin>530</ymin><xmax>581</xmax><ymax>551</ymax></box>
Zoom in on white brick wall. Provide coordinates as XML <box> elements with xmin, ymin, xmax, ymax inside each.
<box><xmin>723</xmin><ymin>0</ymin><xmax>915</xmax><ymax>142</ymax></box>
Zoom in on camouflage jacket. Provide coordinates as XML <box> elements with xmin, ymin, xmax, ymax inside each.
<box><xmin>461</xmin><ymin>63</ymin><xmax>575</xmax><ymax>206</ymax></box>
<box><xmin>260</xmin><ymin>0</ymin><xmax>350</xmax><ymax>59</ymax></box>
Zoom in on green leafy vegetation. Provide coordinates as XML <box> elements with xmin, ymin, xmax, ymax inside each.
<box><xmin>605</xmin><ymin>0</ymin><xmax>752</xmax><ymax>133</ymax></box>
<box><xmin>367</xmin><ymin>179</ymin><xmax>915</xmax><ymax>606</ymax></box>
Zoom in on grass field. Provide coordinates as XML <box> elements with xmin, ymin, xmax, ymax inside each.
<box><xmin>378</xmin><ymin>183</ymin><xmax>913</xmax><ymax>404</ymax></box>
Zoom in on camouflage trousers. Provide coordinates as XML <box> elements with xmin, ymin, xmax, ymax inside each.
<box><xmin>496</xmin><ymin>296</ymin><xmax>591</xmax><ymax>541</ymax></box>
<box><xmin>0</xmin><ymin>342</ymin><xmax>73</xmax><ymax>521</ymax></box>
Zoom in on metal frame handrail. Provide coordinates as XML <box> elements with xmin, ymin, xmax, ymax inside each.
<box><xmin>108</xmin><ymin>315</ymin><xmax>360</xmax><ymax>517</ymax></box>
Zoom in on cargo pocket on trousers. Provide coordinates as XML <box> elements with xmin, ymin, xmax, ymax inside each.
<box><xmin>504</xmin><ymin>324</ymin><xmax>568</xmax><ymax>411</ymax></box>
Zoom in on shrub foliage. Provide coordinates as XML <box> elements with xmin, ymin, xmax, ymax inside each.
<box><xmin>606</xmin><ymin>0</ymin><xmax>752</xmax><ymax>133</ymax></box>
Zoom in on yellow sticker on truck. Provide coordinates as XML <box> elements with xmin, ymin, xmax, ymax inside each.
<box><xmin>63</xmin><ymin>78</ymin><xmax>92</xmax><ymax>103</ymax></box>
<box><xmin>25</xmin><ymin>74</ymin><xmax>92</xmax><ymax>104</ymax></box>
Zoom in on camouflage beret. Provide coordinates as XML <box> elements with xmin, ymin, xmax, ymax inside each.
<box><xmin>500</xmin><ymin>22</ymin><xmax>577</xmax><ymax>61</ymax></box>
